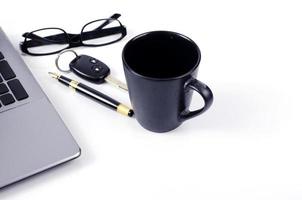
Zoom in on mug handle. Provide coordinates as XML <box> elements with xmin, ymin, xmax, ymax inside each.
<box><xmin>180</xmin><ymin>79</ymin><xmax>214</xmax><ymax>121</ymax></box>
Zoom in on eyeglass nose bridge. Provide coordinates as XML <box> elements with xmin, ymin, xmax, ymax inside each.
<box><xmin>68</xmin><ymin>34</ymin><xmax>82</xmax><ymax>47</ymax></box>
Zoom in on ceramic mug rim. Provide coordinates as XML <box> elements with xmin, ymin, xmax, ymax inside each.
<box><xmin>122</xmin><ymin>30</ymin><xmax>201</xmax><ymax>81</ymax></box>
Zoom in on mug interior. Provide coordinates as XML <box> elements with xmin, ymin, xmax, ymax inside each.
<box><xmin>123</xmin><ymin>31</ymin><xmax>200</xmax><ymax>79</ymax></box>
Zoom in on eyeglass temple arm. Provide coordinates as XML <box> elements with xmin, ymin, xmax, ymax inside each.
<box><xmin>81</xmin><ymin>26</ymin><xmax>126</xmax><ymax>41</ymax></box>
<box><xmin>110</xmin><ymin>13</ymin><xmax>121</xmax><ymax>19</ymax></box>
<box><xmin>94</xmin><ymin>13</ymin><xmax>121</xmax><ymax>32</ymax></box>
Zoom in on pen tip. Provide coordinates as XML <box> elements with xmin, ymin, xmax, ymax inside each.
<box><xmin>48</xmin><ymin>72</ymin><xmax>60</xmax><ymax>79</ymax></box>
<box><xmin>128</xmin><ymin>109</ymin><xmax>134</xmax><ymax>117</ymax></box>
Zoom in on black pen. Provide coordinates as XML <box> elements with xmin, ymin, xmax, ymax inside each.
<box><xmin>49</xmin><ymin>72</ymin><xmax>134</xmax><ymax>117</ymax></box>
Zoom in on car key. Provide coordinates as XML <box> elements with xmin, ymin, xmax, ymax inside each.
<box><xmin>55</xmin><ymin>50</ymin><xmax>128</xmax><ymax>91</ymax></box>
<box><xmin>69</xmin><ymin>54</ymin><xmax>128</xmax><ymax>91</ymax></box>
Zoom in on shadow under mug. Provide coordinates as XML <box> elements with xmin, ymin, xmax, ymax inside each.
<box><xmin>122</xmin><ymin>31</ymin><xmax>213</xmax><ymax>132</ymax></box>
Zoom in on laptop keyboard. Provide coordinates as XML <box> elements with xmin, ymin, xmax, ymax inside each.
<box><xmin>0</xmin><ymin>51</ymin><xmax>29</xmax><ymax>108</ymax></box>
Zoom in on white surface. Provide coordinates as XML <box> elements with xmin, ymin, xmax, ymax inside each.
<box><xmin>1</xmin><ymin>0</ymin><xmax>302</xmax><ymax>199</ymax></box>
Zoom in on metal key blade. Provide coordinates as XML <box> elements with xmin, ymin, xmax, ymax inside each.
<box><xmin>105</xmin><ymin>75</ymin><xmax>128</xmax><ymax>91</ymax></box>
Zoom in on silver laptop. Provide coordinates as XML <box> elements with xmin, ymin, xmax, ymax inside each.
<box><xmin>0</xmin><ymin>28</ymin><xmax>81</xmax><ymax>189</ymax></box>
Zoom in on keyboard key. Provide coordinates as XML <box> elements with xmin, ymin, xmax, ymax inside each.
<box><xmin>0</xmin><ymin>83</ymin><xmax>9</xmax><ymax>95</ymax></box>
<box><xmin>0</xmin><ymin>60</ymin><xmax>16</xmax><ymax>80</ymax></box>
<box><xmin>0</xmin><ymin>52</ymin><xmax>4</xmax><ymax>60</ymax></box>
<box><xmin>7</xmin><ymin>79</ymin><xmax>28</xmax><ymax>101</ymax></box>
<box><xmin>0</xmin><ymin>93</ymin><xmax>15</xmax><ymax>105</ymax></box>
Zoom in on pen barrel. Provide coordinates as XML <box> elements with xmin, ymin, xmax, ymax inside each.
<box><xmin>58</xmin><ymin>75</ymin><xmax>72</xmax><ymax>86</ymax></box>
<box><xmin>53</xmin><ymin>74</ymin><xmax>134</xmax><ymax>117</ymax></box>
<box><xmin>76</xmin><ymin>83</ymin><xmax>120</xmax><ymax>111</ymax></box>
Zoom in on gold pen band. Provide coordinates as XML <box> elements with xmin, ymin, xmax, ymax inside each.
<box><xmin>69</xmin><ymin>80</ymin><xmax>79</xmax><ymax>89</ymax></box>
<box><xmin>117</xmin><ymin>104</ymin><xmax>132</xmax><ymax>116</ymax></box>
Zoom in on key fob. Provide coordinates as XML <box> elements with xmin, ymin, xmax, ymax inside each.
<box><xmin>69</xmin><ymin>55</ymin><xmax>110</xmax><ymax>84</ymax></box>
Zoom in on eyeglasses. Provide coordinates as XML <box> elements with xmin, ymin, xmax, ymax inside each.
<box><xmin>20</xmin><ymin>13</ymin><xmax>127</xmax><ymax>56</ymax></box>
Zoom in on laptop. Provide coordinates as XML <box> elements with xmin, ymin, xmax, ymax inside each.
<box><xmin>0</xmin><ymin>28</ymin><xmax>81</xmax><ymax>189</ymax></box>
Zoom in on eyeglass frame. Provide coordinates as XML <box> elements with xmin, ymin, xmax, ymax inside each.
<box><xmin>20</xmin><ymin>14</ymin><xmax>127</xmax><ymax>56</ymax></box>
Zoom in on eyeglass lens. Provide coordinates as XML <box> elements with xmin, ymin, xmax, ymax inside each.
<box><xmin>26</xmin><ymin>29</ymin><xmax>69</xmax><ymax>54</ymax></box>
<box><xmin>81</xmin><ymin>19</ymin><xmax>123</xmax><ymax>46</ymax></box>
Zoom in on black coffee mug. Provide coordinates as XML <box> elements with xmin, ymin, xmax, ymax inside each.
<box><xmin>122</xmin><ymin>31</ymin><xmax>213</xmax><ymax>132</ymax></box>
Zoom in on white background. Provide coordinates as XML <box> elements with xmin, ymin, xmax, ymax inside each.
<box><xmin>1</xmin><ymin>0</ymin><xmax>302</xmax><ymax>199</ymax></box>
